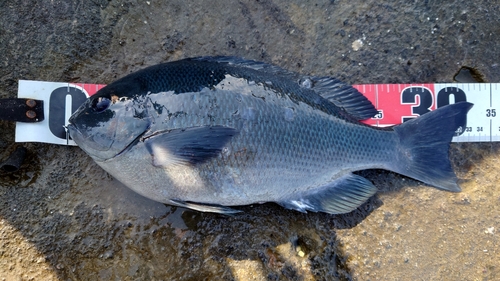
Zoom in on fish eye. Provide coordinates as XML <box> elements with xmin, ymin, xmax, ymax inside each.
<box><xmin>92</xmin><ymin>97</ymin><xmax>111</xmax><ymax>113</ymax></box>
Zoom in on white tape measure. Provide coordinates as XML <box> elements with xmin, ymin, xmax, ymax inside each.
<box><xmin>15</xmin><ymin>80</ymin><xmax>499</xmax><ymax>145</ymax></box>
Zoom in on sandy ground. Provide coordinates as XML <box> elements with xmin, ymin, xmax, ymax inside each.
<box><xmin>1</xmin><ymin>0</ymin><xmax>499</xmax><ymax>280</ymax></box>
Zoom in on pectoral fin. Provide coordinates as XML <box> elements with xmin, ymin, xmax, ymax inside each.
<box><xmin>278</xmin><ymin>173</ymin><xmax>377</xmax><ymax>214</ymax></box>
<box><xmin>143</xmin><ymin>126</ymin><xmax>238</xmax><ymax>167</ymax></box>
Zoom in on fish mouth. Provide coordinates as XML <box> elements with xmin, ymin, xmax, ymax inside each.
<box><xmin>66</xmin><ymin>124</ymin><xmax>82</xmax><ymax>145</ymax></box>
<box><xmin>66</xmin><ymin>124</ymin><xmax>108</xmax><ymax>162</ymax></box>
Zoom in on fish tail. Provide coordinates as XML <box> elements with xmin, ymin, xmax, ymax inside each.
<box><xmin>391</xmin><ymin>101</ymin><xmax>473</xmax><ymax>191</ymax></box>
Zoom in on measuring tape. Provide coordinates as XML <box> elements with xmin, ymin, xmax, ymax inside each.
<box><xmin>14</xmin><ymin>80</ymin><xmax>498</xmax><ymax>145</ymax></box>
<box><xmin>354</xmin><ymin>83</ymin><xmax>498</xmax><ymax>142</ymax></box>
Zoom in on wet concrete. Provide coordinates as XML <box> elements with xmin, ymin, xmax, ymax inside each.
<box><xmin>1</xmin><ymin>0</ymin><xmax>499</xmax><ymax>280</ymax></box>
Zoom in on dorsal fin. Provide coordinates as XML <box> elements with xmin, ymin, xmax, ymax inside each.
<box><xmin>194</xmin><ymin>56</ymin><xmax>291</xmax><ymax>74</ymax></box>
<box><xmin>194</xmin><ymin>56</ymin><xmax>377</xmax><ymax>120</ymax></box>
<box><xmin>300</xmin><ymin>76</ymin><xmax>378</xmax><ymax>120</ymax></box>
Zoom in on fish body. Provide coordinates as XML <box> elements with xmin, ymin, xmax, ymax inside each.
<box><xmin>68</xmin><ymin>57</ymin><xmax>472</xmax><ymax>214</ymax></box>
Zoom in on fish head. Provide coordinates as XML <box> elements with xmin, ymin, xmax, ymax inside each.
<box><xmin>68</xmin><ymin>83</ymin><xmax>152</xmax><ymax>162</ymax></box>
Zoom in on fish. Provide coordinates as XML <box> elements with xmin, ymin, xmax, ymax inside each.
<box><xmin>67</xmin><ymin>56</ymin><xmax>473</xmax><ymax>215</ymax></box>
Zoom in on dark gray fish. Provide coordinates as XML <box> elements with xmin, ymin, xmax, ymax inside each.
<box><xmin>67</xmin><ymin>57</ymin><xmax>472</xmax><ymax>214</ymax></box>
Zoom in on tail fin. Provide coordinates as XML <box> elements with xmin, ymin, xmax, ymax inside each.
<box><xmin>391</xmin><ymin>102</ymin><xmax>473</xmax><ymax>191</ymax></box>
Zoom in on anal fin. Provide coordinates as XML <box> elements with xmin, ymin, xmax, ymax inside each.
<box><xmin>169</xmin><ymin>199</ymin><xmax>242</xmax><ymax>215</ymax></box>
<box><xmin>278</xmin><ymin>173</ymin><xmax>377</xmax><ymax>214</ymax></box>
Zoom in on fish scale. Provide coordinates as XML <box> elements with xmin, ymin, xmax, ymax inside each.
<box><xmin>68</xmin><ymin>56</ymin><xmax>473</xmax><ymax>214</ymax></box>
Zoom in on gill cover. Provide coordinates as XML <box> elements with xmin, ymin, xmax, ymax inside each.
<box><xmin>68</xmin><ymin>87</ymin><xmax>151</xmax><ymax>161</ymax></box>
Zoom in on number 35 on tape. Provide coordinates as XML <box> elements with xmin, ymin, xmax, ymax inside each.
<box><xmin>15</xmin><ymin>80</ymin><xmax>500</xmax><ymax>145</ymax></box>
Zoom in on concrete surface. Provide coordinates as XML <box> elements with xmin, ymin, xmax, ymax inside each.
<box><xmin>0</xmin><ymin>0</ymin><xmax>499</xmax><ymax>280</ymax></box>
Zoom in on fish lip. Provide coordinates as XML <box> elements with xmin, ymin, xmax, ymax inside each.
<box><xmin>66</xmin><ymin>123</ymin><xmax>80</xmax><ymax>142</ymax></box>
